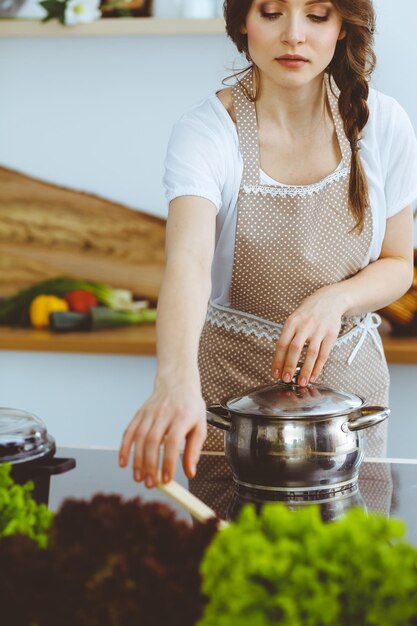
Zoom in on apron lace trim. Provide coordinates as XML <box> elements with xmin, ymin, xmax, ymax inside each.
<box><xmin>206</xmin><ymin>302</ymin><xmax>384</xmax><ymax>365</ymax></box>
<box><xmin>243</xmin><ymin>166</ymin><xmax>349</xmax><ymax>198</ymax></box>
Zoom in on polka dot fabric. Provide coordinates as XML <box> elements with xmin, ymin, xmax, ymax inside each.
<box><xmin>197</xmin><ymin>69</ymin><xmax>390</xmax><ymax>461</ymax></box>
<box><xmin>230</xmin><ymin>71</ymin><xmax>372</xmax><ymax>324</ymax></box>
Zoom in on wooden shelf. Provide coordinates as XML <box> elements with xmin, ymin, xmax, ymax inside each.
<box><xmin>1</xmin><ymin>325</ymin><xmax>417</xmax><ymax>363</ymax></box>
<box><xmin>0</xmin><ymin>17</ymin><xmax>225</xmax><ymax>38</ymax></box>
<box><xmin>0</xmin><ymin>324</ymin><xmax>156</xmax><ymax>355</ymax></box>
<box><xmin>379</xmin><ymin>335</ymin><xmax>417</xmax><ymax>365</ymax></box>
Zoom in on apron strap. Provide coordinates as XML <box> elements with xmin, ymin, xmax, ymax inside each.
<box><xmin>231</xmin><ymin>69</ymin><xmax>261</xmax><ymax>187</ymax></box>
<box><xmin>347</xmin><ymin>313</ymin><xmax>385</xmax><ymax>366</ymax></box>
<box><xmin>325</xmin><ymin>73</ymin><xmax>352</xmax><ymax>166</ymax></box>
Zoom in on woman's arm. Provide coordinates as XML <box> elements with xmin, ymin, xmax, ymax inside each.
<box><xmin>119</xmin><ymin>196</ymin><xmax>216</xmax><ymax>487</ymax></box>
<box><xmin>272</xmin><ymin>205</ymin><xmax>414</xmax><ymax>386</ymax></box>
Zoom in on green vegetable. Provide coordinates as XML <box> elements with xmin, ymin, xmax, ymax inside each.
<box><xmin>0</xmin><ymin>276</ymin><xmax>138</xmax><ymax>326</ymax></box>
<box><xmin>88</xmin><ymin>306</ymin><xmax>157</xmax><ymax>329</ymax></box>
<box><xmin>198</xmin><ymin>504</ymin><xmax>417</xmax><ymax>626</ymax></box>
<box><xmin>49</xmin><ymin>311</ymin><xmax>91</xmax><ymax>332</ymax></box>
<box><xmin>49</xmin><ymin>306</ymin><xmax>157</xmax><ymax>332</ymax></box>
<box><xmin>0</xmin><ymin>463</ymin><xmax>53</xmax><ymax>548</ymax></box>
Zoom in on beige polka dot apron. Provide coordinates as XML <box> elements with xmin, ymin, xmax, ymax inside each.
<box><xmin>195</xmin><ymin>69</ymin><xmax>390</xmax><ymax>503</ymax></box>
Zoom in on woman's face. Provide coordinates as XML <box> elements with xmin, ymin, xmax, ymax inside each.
<box><xmin>243</xmin><ymin>0</ymin><xmax>346</xmax><ymax>88</ymax></box>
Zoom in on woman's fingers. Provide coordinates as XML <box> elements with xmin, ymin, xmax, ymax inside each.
<box><xmin>298</xmin><ymin>341</ymin><xmax>321</xmax><ymax>385</ymax></box>
<box><xmin>119</xmin><ymin>410</ymin><xmax>145</xmax><ymax>468</ymax></box>
<box><xmin>141</xmin><ymin>412</ymin><xmax>172</xmax><ymax>487</ymax></box>
<box><xmin>298</xmin><ymin>334</ymin><xmax>337</xmax><ymax>385</ymax></box>
<box><xmin>310</xmin><ymin>335</ymin><xmax>337</xmax><ymax>382</ymax></box>
<box><xmin>160</xmin><ymin>416</ymin><xmax>190</xmax><ymax>483</ymax></box>
<box><xmin>131</xmin><ymin>411</ymin><xmax>155</xmax><ymax>482</ymax></box>
<box><xmin>273</xmin><ymin>331</ymin><xmax>309</xmax><ymax>383</ymax></box>
<box><xmin>272</xmin><ymin>322</ymin><xmax>297</xmax><ymax>380</ymax></box>
<box><xmin>273</xmin><ymin>327</ymin><xmax>338</xmax><ymax>387</ymax></box>
<box><xmin>182</xmin><ymin>418</ymin><xmax>207</xmax><ymax>479</ymax></box>
<box><xmin>119</xmin><ymin>395</ymin><xmax>207</xmax><ymax>489</ymax></box>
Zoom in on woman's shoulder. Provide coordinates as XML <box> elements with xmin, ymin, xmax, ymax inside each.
<box><xmin>173</xmin><ymin>88</ymin><xmax>237</xmax><ymax>145</ymax></box>
<box><xmin>215</xmin><ymin>87</ymin><xmax>236</xmax><ymax>124</ymax></box>
<box><xmin>164</xmin><ymin>89</ymin><xmax>241</xmax><ymax>211</ymax></box>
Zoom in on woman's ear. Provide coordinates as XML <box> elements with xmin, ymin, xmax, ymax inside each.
<box><xmin>338</xmin><ymin>26</ymin><xmax>347</xmax><ymax>41</ymax></box>
<box><xmin>241</xmin><ymin>23</ymin><xmax>248</xmax><ymax>35</ymax></box>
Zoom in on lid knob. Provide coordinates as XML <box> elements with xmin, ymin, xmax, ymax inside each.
<box><xmin>290</xmin><ymin>366</ymin><xmax>302</xmax><ymax>384</ymax></box>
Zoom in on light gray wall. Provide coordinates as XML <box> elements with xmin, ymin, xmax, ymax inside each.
<box><xmin>0</xmin><ymin>350</ymin><xmax>416</xmax><ymax>459</ymax></box>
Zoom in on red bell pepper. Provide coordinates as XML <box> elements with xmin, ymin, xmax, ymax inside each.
<box><xmin>64</xmin><ymin>289</ymin><xmax>98</xmax><ymax>314</ymax></box>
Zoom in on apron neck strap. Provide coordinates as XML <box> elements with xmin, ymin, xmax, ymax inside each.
<box><xmin>325</xmin><ymin>73</ymin><xmax>352</xmax><ymax>166</ymax></box>
<box><xmin>232</xmin><ymin>69</ymin><xmax>261</xmax><ymax>187</ymax></box>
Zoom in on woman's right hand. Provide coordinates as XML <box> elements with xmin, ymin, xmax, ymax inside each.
<box><xmin>119</xmin><ymin>195</ymin><xmax>216</xmax><ymax>488</ymax></box>
<box><xmin>118</xmin><ymin>379</ymin><xmax>207</xmax><ymax>488</ymax></box>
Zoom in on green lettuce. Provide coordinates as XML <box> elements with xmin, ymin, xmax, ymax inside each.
<box><xmin>199</xmin><ymin>504</ymin><xmax>417</xmax><ymax>626</ymax></box>
<box><xmin>0</xmin><ymin>463</ymin><xmax>53</xmax><ymax>548</ymax></box>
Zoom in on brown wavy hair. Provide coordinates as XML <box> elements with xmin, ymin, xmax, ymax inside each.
<box><xmin>223</xmin><ymin>0</ymin><xmax>377</xmax><ymax>234</ymax></box>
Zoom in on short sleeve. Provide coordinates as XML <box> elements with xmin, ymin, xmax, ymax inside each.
<box><xmin>383</xmin><ymin>101</ymin><xmax>417</xmax><ymax>218</ymax></box>
<box><xmin>163</xmin><ymin>112</ymin><xmax>226</xmax><ymax>214</ymax></box>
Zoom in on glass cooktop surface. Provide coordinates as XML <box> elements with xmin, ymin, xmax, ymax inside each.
<box><xmin>49</xmin><ymin>447</ymin><xmax>417</xmax><ymax>544</ymax></box>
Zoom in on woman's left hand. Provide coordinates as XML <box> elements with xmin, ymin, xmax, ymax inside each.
<box><xmin>271</xmin><ymin>286</ymin><xmax>347</xmax><ymax>387</ymax></box>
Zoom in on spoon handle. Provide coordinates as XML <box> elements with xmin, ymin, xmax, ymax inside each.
<box><xmin>157</xmin><ymin>475</ymin><xmax>227</xmax><ymax>527</ymax></box>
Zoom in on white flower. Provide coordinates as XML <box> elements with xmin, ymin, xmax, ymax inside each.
<box><xmin>64</xmin><ymin>0</ymin><xmax>101</xmax><ymax>25</ymax></box>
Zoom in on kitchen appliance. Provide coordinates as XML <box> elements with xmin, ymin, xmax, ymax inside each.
<box><xmin>207</xmin><ymin>369</ymin><xmax>389</xmax><ymax>492</ymax></box>
<box><xmin>0</xmin><ymin>407</ymin><xmax>76</xmax><ymax>505</ymax></box>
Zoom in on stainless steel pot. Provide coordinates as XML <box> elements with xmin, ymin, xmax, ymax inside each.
<box><xmin>207</xmin><ymin>369</ymin><xmax>389</xmax><ymax>491</ymax></box>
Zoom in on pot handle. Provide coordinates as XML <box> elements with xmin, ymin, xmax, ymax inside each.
<box><xmin>31</xmin><ymin>457</ymin><xmax>77</xmax><ymax>475</ymax></box>
<box><xmin>206</xmin><ymin>405</ymin><xmax>231</xmax><ymax>431</ymax></box>
<box><xmin>343</xmin><ymin>405</ymin><xmax>390</xmax><ymax>432</ymax></box>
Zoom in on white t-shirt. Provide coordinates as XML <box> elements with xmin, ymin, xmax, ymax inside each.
<box><xmin>163</xmin><ymin>87</ymin><xmax>417</xmax><ymax>307</ymax></box>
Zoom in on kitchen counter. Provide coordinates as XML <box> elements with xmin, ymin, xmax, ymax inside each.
<box><xmin>51</xmin><ymin>447</ymin><xmax>417</xmax><ymax>545</ymax></box>
<box><xmin>1</xmin><ymin>325</ymin><xmax>417</xmax><ymax>363</ymax></box>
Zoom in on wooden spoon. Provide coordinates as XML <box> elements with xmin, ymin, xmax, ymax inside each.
<box><xmin>156</xmin><ymin>473</ymin><xmax>228</xmax><ymax>529</ymax></box>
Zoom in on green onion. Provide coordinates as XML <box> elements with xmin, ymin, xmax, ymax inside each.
<box><xmin>90</xmin><ymin>307</ymin><xmax>157</xmax><ymax>329</ymax></box>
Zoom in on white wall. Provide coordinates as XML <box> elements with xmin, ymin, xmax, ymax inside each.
<box><xmin>0</xmin><ymin>34</ymin><xmax>236</xmax><ymax>217</ymax></box>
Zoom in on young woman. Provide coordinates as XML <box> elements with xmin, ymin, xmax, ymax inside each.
<box><xmin>119</xmin><ymin>0</ymin><xmax>417</xmax><ymax>489</ymax></box>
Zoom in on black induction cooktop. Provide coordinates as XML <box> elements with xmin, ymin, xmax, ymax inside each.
<box><xmin>50</xmin><ymin>447</ymin><xmax>417</xmax><ymax>544</ymax></box>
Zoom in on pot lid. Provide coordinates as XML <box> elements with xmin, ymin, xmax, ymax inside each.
<box><xmin>224</xmin><ymin>380</ymin><xmax>364</xmax><ymax>419</ymax></box>
<box><xmin>0</xmin><ymin>407</ymin><xmax>55</xmax><ymax>464</ymax></box>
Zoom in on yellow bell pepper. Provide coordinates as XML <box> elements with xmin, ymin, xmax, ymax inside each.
<box><xmin>29</xmin><ymin>295</ymin><xmax>69</xmax><ymax>329</ymax></box>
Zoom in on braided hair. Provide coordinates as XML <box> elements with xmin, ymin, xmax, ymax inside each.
<box><xmin>223</xmin><ymin>0</ymin><xmax>377</xmax><ymax>234</ymax></box>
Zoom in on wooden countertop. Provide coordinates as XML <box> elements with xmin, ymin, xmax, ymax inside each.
<box><xmin>1</xmin><ymin>325</ymin><xmax>417</xmax><ymax>363</ymax></box>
